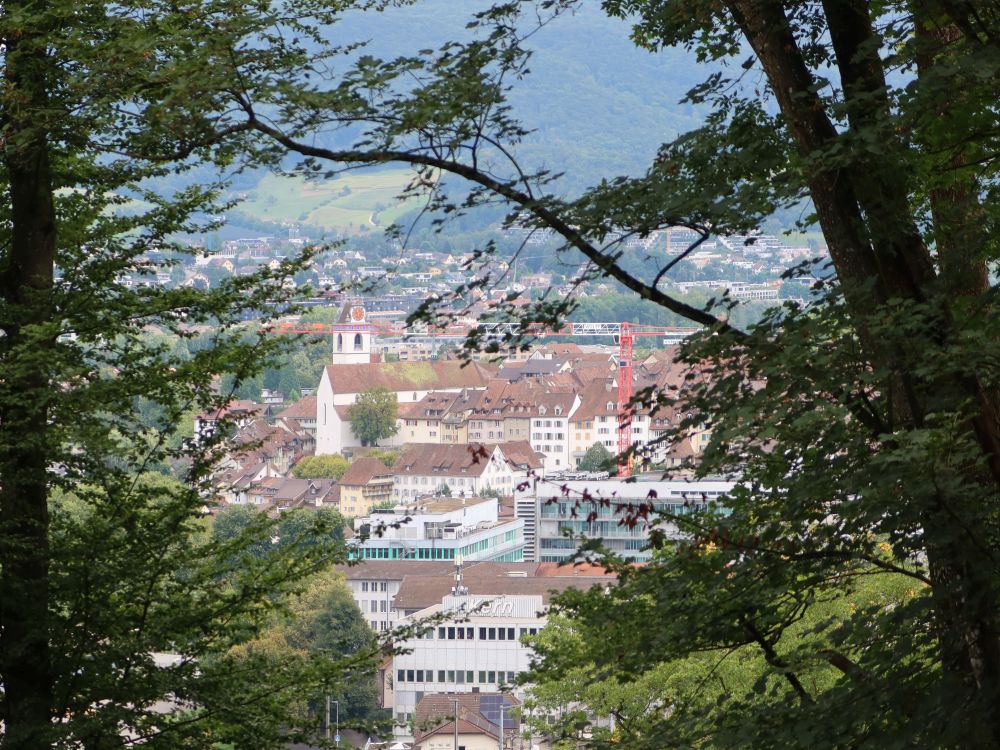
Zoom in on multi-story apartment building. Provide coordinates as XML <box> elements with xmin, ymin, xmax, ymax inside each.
<box><xmin>569</xmin><ymin>378</ymin><xmax>619</xmax><ymax>465</ymax></box>
<box><xmin>397</xmin><ymin>391</ymin><xmax>481</xmax><ymax>445</ymax></box>
<box><xmin>464</xmin><ymin>380</ymin><xmax>582</xmax><ymax>474</ymax></box>
<box><xmin>275</xmin><ymin>394</ymin><xmax>317</xmax><ymax>435</ymax></box>
<box><xmin>467</xmin><ymin>380</ymin><xmax>546</xmax><ymax>445</ymax></box>
<box><xmin>526</xmin><ymin>392</ymin><xmax>580</xmax><ymax>475</ymax></box>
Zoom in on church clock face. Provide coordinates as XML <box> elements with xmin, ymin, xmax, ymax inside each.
<box><xmin>350</xmin><ymin>306</ymin><xmax>365</xmax><ymax>322</ymax></box>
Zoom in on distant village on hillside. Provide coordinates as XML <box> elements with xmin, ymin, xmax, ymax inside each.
<box><xmin>122</xmin><ymin>224</ymin><xmax>824</xmax><ymax>315</ymax></box>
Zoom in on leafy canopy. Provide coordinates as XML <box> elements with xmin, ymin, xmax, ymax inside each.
<box><xmin>348</xmin><ymin>388</ymin><xmax>400</xmax><ymax>447</ymax></box>
<box><xmin>577</xmin><ymin>442</ymin><xmax>615</xmax><ymax>473</ymax></box>
<box><xmin>293</xmin><ymin>454</ymin><xmax>351</xmax><ymax>480</ymax></box>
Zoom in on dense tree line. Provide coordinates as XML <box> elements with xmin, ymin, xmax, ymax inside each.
<box><xmin>6</xmin><ymin>1</ymin><xmax>1000</xmax><ymax>748</ymax></box>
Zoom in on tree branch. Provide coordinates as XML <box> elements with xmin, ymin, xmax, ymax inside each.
<box><xmin>241</xmin><ymin>116</ymin><xmax>746</xmax><ymax>338</ymax></box>
<box><xmin>739</xmin><ymin>615</ymin><xmax>813</xmax><ymax>704</ymax></box>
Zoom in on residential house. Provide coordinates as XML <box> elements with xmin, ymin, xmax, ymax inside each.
<box><xmin>391</xmin><ymin>443</ymin><xmax>527</xmax><ymax>500</ymax></box>
<box><xmin>194</xmin><ymin>399</ymin><xmax>261</xmax><ymax>441</ymax></box>
<box><xmin>524</xmin><ymin>391</ymin><xmax>580</xmax><ymax>474</ymax></box>
<box><xmin>229</xmin><ymin>418</ymin><xmax>310</xmax><ymax>476</ymax></box>
<box><xmin>245</xmin><ymin>477</ymin><xmax>339</xmax><ymax>512</ymax></box>
<box><xmin>276</xmin><ymin>394</ymin><xmax>317</xmax><ymax>435</ymax></box>
<box><xmin>467</xmin><ymin>380</ymin><xmax>579</xmax><ymax>473</ymax></box>
<box><xmin>338</xmin><ymin>457</ymin><xmax>395</xmax><ymax>517</ymax></box>
<box><xmin>211</xmin><ymin>462</ymin><xmax>274</xmax><ymax>505</ymax></box>
<box><xmin>412</xmin><ymin>693</ymin><xmax>520</xmax><ymax>750</ymax></box>
<box><xmin>568</xmin><ymin>378</ymin><xmax>619</xmax><ymax>464</ymax></box>
<box><xmin>396</xmin><ymin>391</ymin><xmax>466</xmax><ymax>444</ymax></box>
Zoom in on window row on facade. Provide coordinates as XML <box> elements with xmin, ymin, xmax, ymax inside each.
<box><xmin>396</xmin><ymin>668</ymin><xmax>519</xmax><ymax>685</ymax></box>
<box><xmin>427</xmin><ymin>625</ymin><xmax>540</xmax><ymax>641</ymax></box>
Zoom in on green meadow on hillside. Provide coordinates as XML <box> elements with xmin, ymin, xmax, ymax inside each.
<box><xmin>233</xmin><ymin>168</ymin><xmax>421</xmax><ymax>232</ymax></box>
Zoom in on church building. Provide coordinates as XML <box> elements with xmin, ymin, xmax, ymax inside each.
<box><xmin>314</xmin><ymin>302</ymin><xmax>497</xmax><ymax>455</ymax></box>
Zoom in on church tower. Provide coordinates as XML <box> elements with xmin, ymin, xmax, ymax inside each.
<box><xmin>331</xmin><ymin>300</ymin><xmax>372</xmax><ymax>364</ymax></box>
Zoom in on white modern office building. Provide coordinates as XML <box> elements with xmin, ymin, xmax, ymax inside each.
<box><xmin>391</xmin><ymin>592</ymin><xmax>545</xmax><ymax>734</ymax></box>
<box><xmin>350</xmin><ymin>496</ymin><xmax>525</xmax><ymax>563</ymax></box>
<box><xmin>516</xmin><ymin>478</ymin><xmax>735</xmax><ymax>562</ymax></box>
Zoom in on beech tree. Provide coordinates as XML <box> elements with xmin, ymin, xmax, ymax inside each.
<box><xmin>6</xmin><ymin>0</ymin><xmax>1000</xmax><ymax>746</ymax></box>
<box><xmin>211</xmin><ymin>0</ymin><xmax>1000</xmax><ymax>744</ymax></box>
<box><xmin>0</xmin><ymin>1</ymin><xmax>375</xmax><ymax>747</ymax></box>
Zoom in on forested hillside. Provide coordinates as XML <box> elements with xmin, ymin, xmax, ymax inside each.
<box><xmin>152</xmin><ymin>2</ymin><xmax>706</xmax><ymax>226</ymax></box>
<box><xmin>330</xmin><ymin>1</ymin><xmax>706</xmax><ymax>190</ymax></box>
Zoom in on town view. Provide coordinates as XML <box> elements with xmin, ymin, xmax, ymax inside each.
<box><xmin>3</xmin><ymin>1</ymin><xmax>1000</xmax><ymax>749</ymax></box>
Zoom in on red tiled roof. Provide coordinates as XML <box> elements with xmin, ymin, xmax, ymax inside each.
<box><xmin>535</xmin><ymin>561</ymin><xmax>617</xmax><ymax>577</ymax></box>
<box><xmin>339</xmin><ymin>457</ymin><xmax>394</xmax><ymax>486</ymax></box>
<box><xmin>471</xmin><ymin>379</ymin><xmax>576</xmax><ymax>419</ymax></box>
<box><xmin>415</xmin><ymin>717</ymin><xmax>497</xmax><ymax>745</ymax></box>
<box><xmin>393</xmin><ymin>562</ymin><xmax>613</xmax><ymax>610</ymax></box>
<box><xmin>538</xmin><ymin>342</ymin><xmax>583</xmax><ymax>357</ymax></box>
<box><xmin>413</xmin><ymin>692</ymin><xmax>521</xmax><ymax>742</ymax></box>
<box><xmin>336</xmin><ymin>560</ymin><xmax>457</xmax><ymax>580</ymax></box>
<box><xmin>248</xmin><ymin>477</ymin><xmax>337</xmax><ymax>505</ymax></box>
<box><xmin>277</xmin><ymin>394</ymin><xmax>317</xmax><ymax>420</ymax></box>
<box><xmin>396</xmin><ymin>390</ymin><xmax>473</xmax><ymax>420</ymax></box>
<box><xmin>569</xmin><ymin>378</ymin><xmax>619</xmax><ymax>422</ymax></box>
<box><xmin>322</xmin><ymin>361</ymin><xmax>497</xmax><ymax>396</ymax></box>
<box><xmin>663</xmin><ymin>436</ymin><xmax>696</xmax><ymax>460</ymax></box>
<box><xmin>392</xmin><ymin>443</ymin><xmax>497</xmax><ymax>478</ymax></box>
<box><xmin>196</xmin><ymin>399</ymin><xmax>261</xmax><ymax>422</ymax></box>
<box><xmin>496</xmin><ymin>440</ymin><xmax>543</xmax><ymax>470</ymax></box>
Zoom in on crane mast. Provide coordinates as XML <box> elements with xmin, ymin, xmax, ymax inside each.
<box><xmin>616</xmin><ymin>322</ymin><xmax>634</xmax><ymax>478</ymax></box>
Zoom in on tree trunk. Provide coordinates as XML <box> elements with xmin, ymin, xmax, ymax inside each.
<box><xmin>0</xmin><ymin>6</ymin><xmax>58</xmax><ymax>746</ymax></box>
<box><xmin>728</xmin><ymin>0</ymin><xmax>1000</xmax><ymax>737</ymax></box>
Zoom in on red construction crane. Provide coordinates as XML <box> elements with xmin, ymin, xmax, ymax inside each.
<box><xmin>617</xmin><ymin>322</ymin><xmax>634</xmax><ymax>477</ymax></box>
<box><xmin>264</xmin><ymin>317</ymin><xmax>693</xmax><ymax>478</ymax></box>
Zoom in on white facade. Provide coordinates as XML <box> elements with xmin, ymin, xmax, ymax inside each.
<box><xmin>347</xmin><ymin>577</ymin><xmax>401</xmax><ymax>633</ymax></box>
<box><xmin>528</xmin><ymin>396</ymin><xmax>580</xmax><ymax>475</ymax></box>
<box><xmin>594</xmin><ymin>413</ymin><xmax>618</xmax><ymax>452</ymax></box>
<box><xmin>392</xmin><ymin>594</ymin><xmax>544</xmax><ymax>733</ymax></box>
<box><xmin>331</xmin><ymin>303</ymin><xmax>373</xmax><ymax>365</ymax></box>
<box><xmin>393</xmin><ymin>446</ymin><xmax>520</xmax><ymax>500</ymax></box>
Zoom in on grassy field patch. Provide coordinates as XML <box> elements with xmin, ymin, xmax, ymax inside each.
<box><xmin>232</xmin><ymin>169</ymin><xmax>422</xmax><ymax>232</ymax></box>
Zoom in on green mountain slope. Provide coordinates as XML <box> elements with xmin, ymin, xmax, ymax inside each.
<box><xmin>195</xmin><ymin>3</ymin><xmax>711</xmax><ymax>234</ymax></box>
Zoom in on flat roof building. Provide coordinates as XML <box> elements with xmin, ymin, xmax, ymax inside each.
<box><xmin>350</xmin><ymin>496</ymin><xmax>525</xmax><ymax>564</ymax></box>
<box><xmin>386</xmin><ymin>559</ymin><xmax>615</xmax><ymax>737</ymax></box>
<box><xmin>516</xmin><ymin>478</ymin><xmax>735</xmax><ymax>562</ymax></box>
